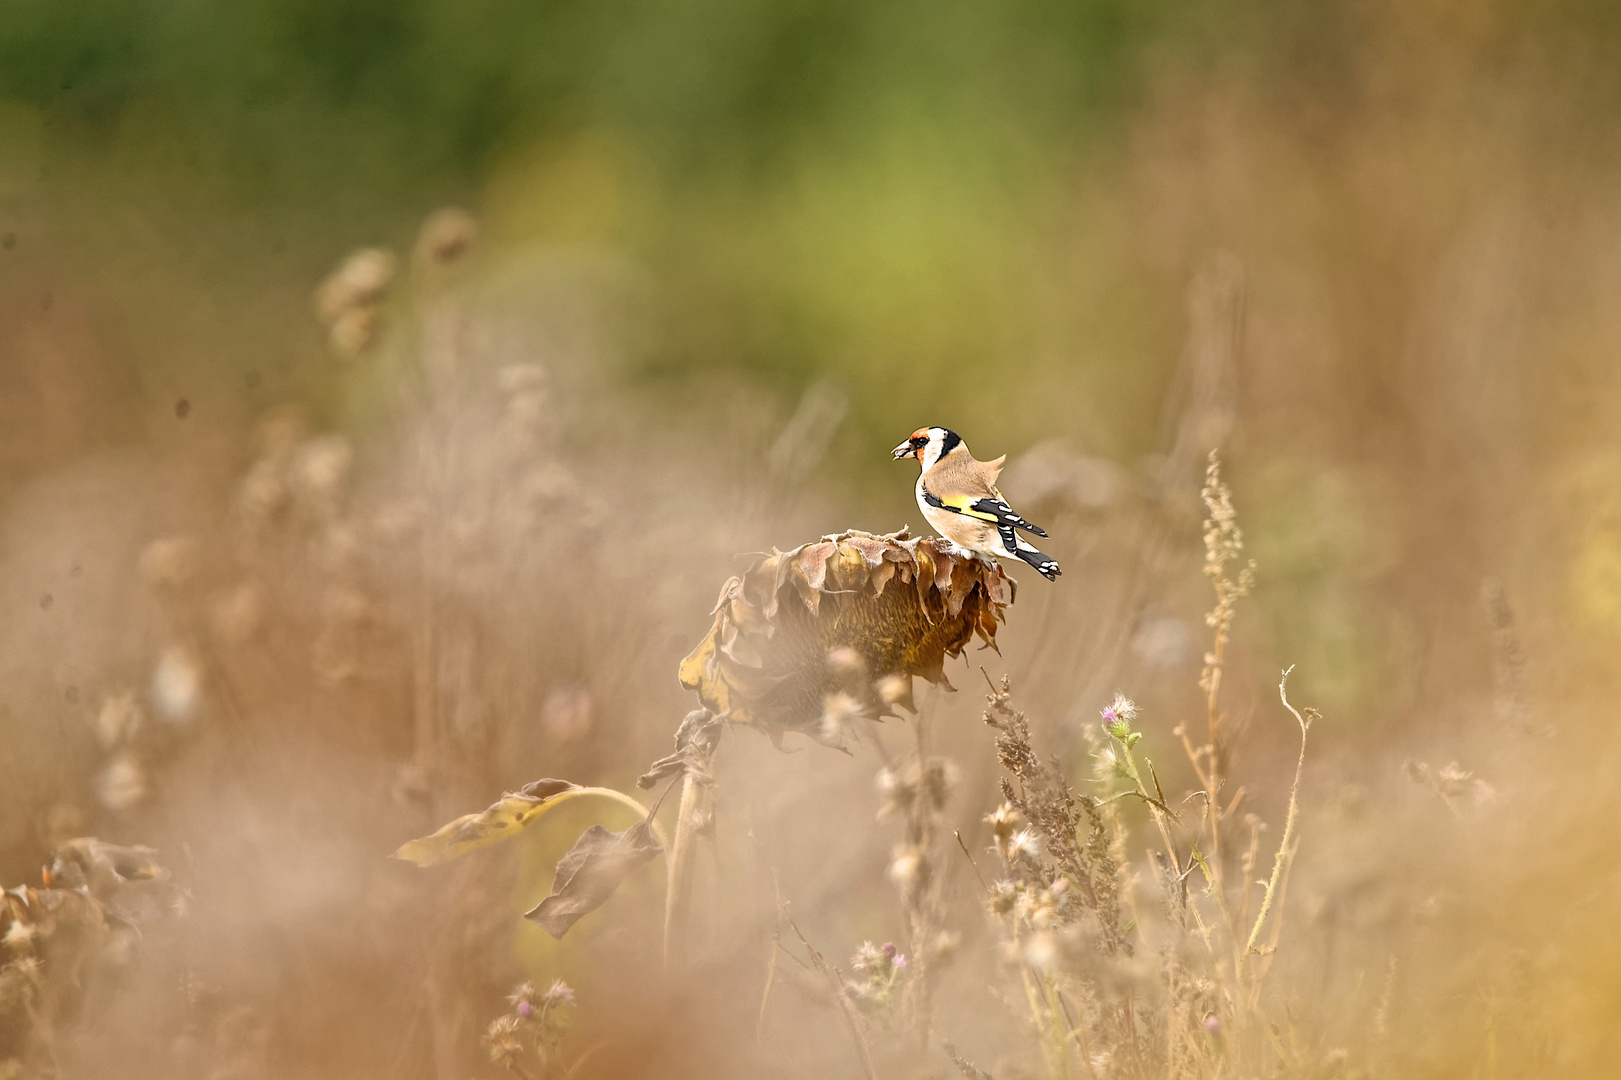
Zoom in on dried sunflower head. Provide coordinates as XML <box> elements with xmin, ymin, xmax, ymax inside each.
<box><xmin>678</xmin><ymin>528</ymin><xmax>1014</xmax><ymax>742</ymax></box>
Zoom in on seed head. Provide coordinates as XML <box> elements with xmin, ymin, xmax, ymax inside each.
<box><xmin>96</xmin><ymin>754</ymin><xmax>147</xmax><ymax>812</ymax></box>
<box><xmin>416</xmin><ymin>207</ymin><xmax>478</xmax><ymax>266</ymax></box>
<box><xmin>152</xmin><ymin>645</ymin><xmax>204</xmax><ymax>725</ymax></box>
<box><xmin>94</xmin><ymin>693</ymin><xmax>144</xmax><ymax>750</ymax></box>
<box><xmin>542</xmin><ymin>979</ymin><xmax>575</xmax><ymax>1008</ymax></box>
<box><xmin>888</xmin><ymin>844</ymin><xmax>928</xmax><ymax>896</ymax></box>
<box><xmin>985</xmin><ymin>803</ymin><xmax>1020</xmax><ymax>843</ymax></box>
<box><xmin>328</xmin><ymin>306</ymin><xmax>381</xmax><ymax>357</ymax></box>
<box><xmin>314</xmin><ymin>247</ymin><xmax>395</xmax><ymax>324</ymax></box>
<box><xmin>288</xmin><ymin>436</ymin><xmax>353</xmax><ymax>517</ymax></box>
<box><xmin>1023</xmin><ymin>932</ymin><xmax>1060</xmax><ymax>971</ymax></box>
<box><xmin>826</xmin><ymin>646</ymin><xmax>867</xmax><ymax>680</ymax></box>
<box><xmin>678</xmin><ymin>529</ymin><xmax>1013</xmax><ymax>742</ymax></box>
<box><xmin>1007</xmin><ymin>827</ymin><xmax>1043</xmax><ymax>862</ymax></box>
<box><xmin>3</xmin><ymin>919</ymin><xmax>39</xmax><ymax>952</ymax></box>
<box><xmin>485</xmin><ymin>1014</ymin><xmax>523</xmax><ymax>1065</ymax></box>
<box><xmin>820</xmin><ymin>691</ymin><xmax>869</xmax><ymax>748</ymax></box>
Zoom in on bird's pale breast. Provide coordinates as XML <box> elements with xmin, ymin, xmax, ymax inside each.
<box><xmin>916</xmin><ymin>476</ymin><xmax>998</xmax><ymax>550</ymax></box>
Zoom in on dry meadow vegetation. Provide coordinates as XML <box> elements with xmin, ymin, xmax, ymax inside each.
<box><xmin>4</xmin><ymin>3</ymin><xmax>1621</xmax><ymax>1078</ymax></box>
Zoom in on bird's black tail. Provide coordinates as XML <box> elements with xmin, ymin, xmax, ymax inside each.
<box><xmin>1015</xmin><ymin>545</ymin><xmax>1061</xmax><ymax>581</ymax></box>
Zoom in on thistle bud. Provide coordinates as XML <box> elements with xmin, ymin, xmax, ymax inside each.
<box><xmin>1101</xmin><ymin>693</ymin><xmax>1138</xmax><ymax>740</ymax></box>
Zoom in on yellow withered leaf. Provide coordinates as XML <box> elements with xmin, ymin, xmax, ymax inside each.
<box><xmin>393</xmin><ymin>779</ymin><xmax>663</xmax><ymax>867</ymax></box>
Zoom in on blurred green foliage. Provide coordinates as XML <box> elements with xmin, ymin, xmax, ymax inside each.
<box><xmin>0</xmin><ymin>0</ymin><xmax>1154</xmax><ymax>184</ymax></box>
<box><xmin>6</xmin><ymin>0</ymin><xmax>1621</xmax><ymax>448</ymax></box>
<box><xmin>0</xmin><ymin>0</ymin><xmax>1189</xmax><ymax>457</ymax></box>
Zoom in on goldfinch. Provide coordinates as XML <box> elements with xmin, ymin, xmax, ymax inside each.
<box><xmin>891</xmin><ymin>426</ymin><xmax>1061</xmax><ymax>580</ymax></box>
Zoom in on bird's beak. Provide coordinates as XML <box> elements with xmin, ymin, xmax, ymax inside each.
<box><xmin>891</xmin><ymin>440</ymin><xmax>916</xmax><ymax>461</ymax></box>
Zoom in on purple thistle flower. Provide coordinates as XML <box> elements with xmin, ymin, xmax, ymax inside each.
<box><xmin>1102</xmin><ymin>700</ymin><xmax>1132</xmax><ymax>739</ymax></box>
<box><xmin>881</xmin><ymin>942</ymin><xmax>898</xmax><ymax>960</ymax></box>
<box><xmin>516</xmin><ymin>1000</ymin><xmax>534</xmax><ymax>1019</ymax></box>
<box><xmin>1204</xmin><ymin>1014</ymin><xmax>1222</xmax><ymax>1036</ymax></box>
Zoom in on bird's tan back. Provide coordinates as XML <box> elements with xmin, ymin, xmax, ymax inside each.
<box><xmin>923</xmin><ymin>448</ymin><xmax>1002</xmax><ymax>498</ymax></box>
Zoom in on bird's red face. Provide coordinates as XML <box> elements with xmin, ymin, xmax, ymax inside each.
<box><xmin>891</xmin><ymin>428</ymin><xmax>931</xmax><ymax>462</ymax></box>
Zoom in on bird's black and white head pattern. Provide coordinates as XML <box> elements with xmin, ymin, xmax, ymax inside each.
<box><xmin>891</xmin><ymin>426</ymin><xmax>963</xmax><ymax>471</ymax></box>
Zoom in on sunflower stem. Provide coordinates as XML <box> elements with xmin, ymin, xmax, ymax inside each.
<box><xmin>663</xmin><ymin>771</ymin><xmax>705</xmax><ymax>967</ymax></box>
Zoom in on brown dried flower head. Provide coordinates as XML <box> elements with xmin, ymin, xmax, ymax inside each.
<box><xmin>679</xmin><ymin>528</ymin><xmax>1014</xmax><ymax>741</ymax></box>
<box><xmin>415</xmin><ymin>206</ymin><xmax>479</xmax><ymax>265</ymax></box>
<box><xmin>313</xmin><ymin>247</ymin><xmax>396</xmax><ymax>325</ymax></box>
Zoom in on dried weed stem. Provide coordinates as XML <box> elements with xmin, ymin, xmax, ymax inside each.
<box><xmin>641</xmin><ymin>709</ymin><xmax>725</xmax><ymax>967</ymax></box>
<box><xmin>780</xmin><ymin>905</ymin><xmax>882</xmax><ymax>1080</ymax></box>
<box><xmin>1188</xmin><ymin>450</ymin><xmax>1255</xmax><ymax>890</ymax></box>
<box><xmin>1242</xmin><ymin>667</ymin><xmax>1316</xmax><ymax>994</ymax></box>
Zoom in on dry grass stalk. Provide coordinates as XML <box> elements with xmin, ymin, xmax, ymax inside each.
<box><xmin>778</xmin><ymin>904</ymin><xmax>882</xmax><ymax>1080</ymax></box>
<box><xmin>874</xmin><ymin>718</ymin><xmax>959</xmax><ymax>1036</ymax></box>
<box><xmin>978</xmin><ymin>673</ymin><xmax>1323</xmax><ymax>1078</ymax></box>
<box><xmin>980</xmin><ymin>679</ymin><xmax>1140</xmax><ymax>1079</ymax></box>
<box><xmin>983</xmin><ymin>677</ymin><xmax>1128</xmax><ymax>955</ymax></box>
<box><xmin>1240</xmin><ymin>668</ymin><xmax>1316</xmax><ymax>996</ymax></box>
<box><xmin>957</xmin><ymin>452</ymin><xmax>1334</xmax><ymax>1080</ymax></box>
<box><xmin>1184</xmin><ymin>450</ymin><xmax>1256</xmax><ymax>893</ymax></box>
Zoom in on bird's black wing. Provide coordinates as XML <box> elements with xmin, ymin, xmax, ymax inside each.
<box><xmin>967</xmin><ymin>495</ymin><xmax>1049</xmax><ymax>538</ymax></box>
<box><xmin>921</xmin><ymin>486</ymin><xmax>1048</xmax><ymax>538</ymax></box>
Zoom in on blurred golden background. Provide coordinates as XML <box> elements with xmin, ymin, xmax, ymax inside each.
<box><xmin>2</xmin><ymin>1</ymin><xmax>1621</xmax><ymax>1077</ymax></box>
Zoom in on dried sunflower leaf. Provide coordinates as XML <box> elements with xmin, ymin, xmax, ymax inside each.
<box><xmin>798</xmin><ymin>543</ymin><xmax>834</xmax><ymax>588</ymax></box>
<box><xmin>518</xmin><ymin>778</ymin><xmax>577</xmax><ymax>800</ymax></box>
<box><xmin>394</xmin><ymin>782</ymin><xmax>661</xmax><ymax>867</ymax></box>
<box><xmin>791</xmin><ymin>558</ymin><xmax>826</xmax><ymax>614</ymax></box>
<box><xmin>842</xmin><ymin>533</ymin><xmax>892</xmax><ymax>567</ymax></box>
<box><xmin>523</xmin><ymin>821</ymin><xmax>663</xmax><ymax>938</ymax></box>
<box><xmin>637</xmin><ymin>710</ymin><xmax>724</xmax><ymax>789</ymax></box>
<box><xmin>869</xmin><ymin>559</ymin><xmax>898</xmax><ymax>597</ymax></box>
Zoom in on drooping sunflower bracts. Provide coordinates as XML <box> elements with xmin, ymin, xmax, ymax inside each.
<box><xmin>678</xmin><ymin>528</ymin><xmax>1015</xmax><ymax>741</ymax></box>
